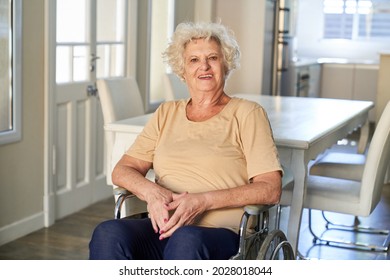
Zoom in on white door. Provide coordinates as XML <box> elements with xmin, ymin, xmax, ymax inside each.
<box><xmin>49</xmin><ymin>0</ymin><xmax>131</xmax><ymax>220</ymax></box>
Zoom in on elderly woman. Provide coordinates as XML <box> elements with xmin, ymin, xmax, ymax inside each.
<box><xmin>89</xmin><ymin>22</ymin><xmax>282</xmax><ymax>260</ymax></box>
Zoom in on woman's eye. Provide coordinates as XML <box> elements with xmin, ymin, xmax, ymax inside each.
<box><xmin>190</xmin><ymin>58</ymin><xmax>198</xmax><ymax>63</ymax></box>
<box><xmin>209</xmin><ymin>56</ymin><xmax>218</xmax><ymax>61</ymax></box>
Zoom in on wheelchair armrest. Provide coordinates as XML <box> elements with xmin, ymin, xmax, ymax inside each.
<box><xmin>113</xmin><ymin>187</ymin><xmax>131</xmax><ymax>196</ymax></box>
<box><xmin>113</xmin><ymin>187</ymin><xmax>137</xmax><ymax>219</ymax></box>
<box><xmin>244</xmin><ymin>204</ymin><xmax>275</xmax><ymax>216</ymax></box>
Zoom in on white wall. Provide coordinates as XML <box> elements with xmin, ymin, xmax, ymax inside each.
<box><xmin>214</xmin><ymin>0</ymin><xmax>265</xmax><ymax>95</ymax></box>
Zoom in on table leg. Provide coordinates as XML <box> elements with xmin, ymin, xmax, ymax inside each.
<box><xmin>357</xmin><ymin>120</ymin><xmax>370</xmax><ymax>154</ymax></box>
<box><xmin>285</xmin><ymin>149</ymin><xmax>307</xmax><ymax>257</ymax></box>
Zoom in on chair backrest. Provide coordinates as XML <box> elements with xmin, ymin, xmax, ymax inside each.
<box><xmin>376</xmin><ymin>53</ymin><xmax>390</xmax><ymax>124</ymax></box>
<box><xmin>164</xmin><ymin>73</ymin><xmax>189</xmax><ymax>100</ymax></box>
<box><xmin>97</xmin><ymin>77</ymin><xmax>145</xmax><ymax>125</ymax></box>
<box><xmin>97</xmin><ymin>77</ymin><xmax>145</xmax><ymax>185</ymax></box>
<box><xmin>360</xmin><ymin>101</ymin><xmax>390</xmax><ymax>213</ymax></box>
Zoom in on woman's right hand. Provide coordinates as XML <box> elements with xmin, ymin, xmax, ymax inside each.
<box><xmin>112</xmin><ymin>155</ymin><xmax>174</xmax><ymax>233</ymax></box>
<box><xmin>144</xmin><ymin>185</ymin><xmax>174</xmax><ymax>234</ymax></box>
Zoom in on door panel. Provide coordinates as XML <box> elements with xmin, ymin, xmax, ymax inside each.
<box><xmin>55</xmin><ymin>82</ymin><xmax>105</xmax><ymax>218</ymax></box>
<box><xmin>56</xmin><ymin>103</ymin><xmax>69</xmax><ymax>193</ymax></box>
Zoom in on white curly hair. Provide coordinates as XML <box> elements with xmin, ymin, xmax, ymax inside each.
<box><xmin>162</xmin><ymin>22</ymin><xmax>241</xmax><ymax>80</ymax></box>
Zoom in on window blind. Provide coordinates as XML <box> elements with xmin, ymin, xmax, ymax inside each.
<box><xmin>323</xmin><ymin>0</ymin><xmax>390</xmax><ymax>40</ymax></box>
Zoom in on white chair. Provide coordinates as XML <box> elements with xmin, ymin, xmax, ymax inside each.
<box><xmin>310</xmin><ymin>149</ymin><xmax>366</xmax><ymax>182</ymax></box>
<box><xmin>97</xmin><ymin>77</ymin><xmax>145</xmax><ymax>179</ymax></box>
<box><xmin>97</xmin><ymin>77</ymin><xmax>145</xmax><ymax>124</ymax></box>
<box><xmin>281</xmin><ymin>101</ymin><xmax>390</xmax><ymax>252</ymax></box>
<box><xmin>310</xmin><ymin>101</ymin><xmax>389</xmax><ymax>229</ymax></box>
<box><xmin>164</xmin><ymin>73</ymin><xmax>189</xmax><ymax>100</ymax></box>
<box><xmin>97</xmin><ymin>77</ymin><xmax>149</xmax><ymax>218</ymax></box>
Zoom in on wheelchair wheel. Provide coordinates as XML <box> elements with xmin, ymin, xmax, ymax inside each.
<box><xmin>257</xmin><ymin>229</ymin><xmax>295</xmax><ymax>260</ymax></box>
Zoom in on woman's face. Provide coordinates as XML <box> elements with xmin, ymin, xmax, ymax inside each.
<box><xmin>182</xmin><ymin>38</ymin><xmax>226</xmax><ymax>95</ymax></box>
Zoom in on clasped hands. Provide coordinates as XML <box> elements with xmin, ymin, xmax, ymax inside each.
<box><xmin>146</xmin><ymin>187</ymin><xmax>207</xmax><ymax>240</ymax></box>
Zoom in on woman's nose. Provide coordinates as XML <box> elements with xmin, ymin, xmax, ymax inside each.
<box><xmin>200</xmin><ymin>58</ymin><xmax>211</xmax><ymax>70</ymax></box>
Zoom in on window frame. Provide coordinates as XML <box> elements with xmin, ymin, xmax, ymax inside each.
<box><xmin>0</xmin><ymin>0</ymin><xmax>22</xmax><ymax>145</ymax></box>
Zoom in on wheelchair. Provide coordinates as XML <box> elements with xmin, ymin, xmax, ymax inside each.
<box><xmin>113</xmin><ymin>187</ymin><xmax>295</xmax><ymax>260</ymax></box>
<box><xmin>230</xmin><ymin>204</ymin><xmax>294</xmax><ymax>260</ymax></box>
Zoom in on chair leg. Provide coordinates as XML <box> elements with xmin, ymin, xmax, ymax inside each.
<box><xmin>323</xmin><ymin>212</ymin><xmax>362</xmax><ymax>229</ymax></box>
<box><xmin>308</xmin><ymin>209</ymin><xmax>390</xmax><ymax>252</ymax></box>
<box><xmin>322</xmin><ymin>211</ymin><xmax>388</xmax><ymax>234</ymax></box>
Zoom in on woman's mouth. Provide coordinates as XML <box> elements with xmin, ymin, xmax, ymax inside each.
<box><xmin>198</xmin><ymin>74</ymin><xmax>213</xmax><ymax>79</ymax></box>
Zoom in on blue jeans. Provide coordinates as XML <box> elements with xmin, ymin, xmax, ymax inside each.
<box><xmin>89</xmin><ymin>218</ymin><xmax>239</xmax><ymax>260</ymax></box>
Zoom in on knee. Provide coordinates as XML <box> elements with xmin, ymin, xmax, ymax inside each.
<box><xmin>164</xmin><ymin>226</ymin><xmax>208</xmax><ymax>259</ymax></box>
<box><xmin>89</xmin><ymin>218</ymin><xmax>157</xmax><ymax>260</ymax></box>
<box><xmin>89</xmin><ymin>220</ymin><xmax>128</xmax><ymax>259</ymax></box>
<box><xmin>89</xmin><ymin>220</ymin><xmax>118</xmax><ymax>250</ymax></box>
<box><xmin>91</xmin><ymin>220</ymin><xmax>121</xmax><ymax>242</ymax></box>
<box><xmin>171</xmin><ymin>226</ymin><xmax>205</xmax><ymax>245</ymax></box>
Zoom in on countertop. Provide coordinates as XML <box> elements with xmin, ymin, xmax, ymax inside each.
<box><xmin>291</xmin><ymin>57</ymin><xmax>379</xmax><ymax>67</ymax></box>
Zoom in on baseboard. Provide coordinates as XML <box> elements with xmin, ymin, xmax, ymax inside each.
<box><xmin>0</xmin><ymin>211</ymin><xmax>45</xmax><ymax>246</ymax></box>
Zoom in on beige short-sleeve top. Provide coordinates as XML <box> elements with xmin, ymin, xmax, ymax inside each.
<box><xmin>126</xmin><ymin>97</ymin><xmax>282</xmax><ymax>232</ymax></box>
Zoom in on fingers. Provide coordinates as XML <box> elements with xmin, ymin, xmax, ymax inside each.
<box><xmin>151</xmin><ymin>209</ymin><xmax>170</xmax><ymax>232</ymax></box>
<box><xmin>148</xmin><ymin>202</ymin><xmax>170</xmax><ymax>234</ymax></box>
<box><xmin>159</xmin><ymin>192</ymin><xmax>187</xmax><ymax>235</ymax></box>
<box><xmin>159</xmin><ymin>223</ymin><xmax>180</xmax><ymax>240</ymax></box>
<box><xmin>150</xmin><ymin>216</ymin><xmax>158</xmax><ymax>233</ymax></box>
<box><xmin>159</xmin><ymin>202</ymin><xmax>196</xmax><ymax>239</ymax></box>
<box><xmin>152</xmin><ymin>191</ymin><xmax>201</xmax><ymax>240</ymax></box>
<box><xmin>145</xmin><ymin>187</ymin><xmax>175</xmax><ymax>234</ymax></box>
<box><xmin>165</xmin><ymin>192</ymin><xmax>188</xmax><ymax>211</ymax></box>
<box><xmin>159</xmin><ymin>213</ymin><xmax>182</xmax><ymax>240</ymax></box>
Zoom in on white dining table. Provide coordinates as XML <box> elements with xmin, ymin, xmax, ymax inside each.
<box><xmin>104</xmin><ymin>94</ymin><xmax>374</xmax><ymax>256</ymax></box>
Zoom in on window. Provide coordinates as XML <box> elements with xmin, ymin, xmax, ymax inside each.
<box><xmin>96</xmin><ymin>0</ymin><xmax>126</xmax><ymax>78</ymax></box>
<box><xmin>323</xmin><ymin>0</ymin><xmax>390</xmax><ymax>40</ymax></box>
<box><xmin>0</xmin><ymin>0</ymin><xmax>22</xmax><ymax>145</ymax></box>
<box><xmin>56</xmin><ymin>0</ymin><xmax>89</xmax><ymax>83</ymax></box>
<box><xmin>56</xmin><ymin>0</ymin><xmax>126</xmax><ymax>83</ymax></box>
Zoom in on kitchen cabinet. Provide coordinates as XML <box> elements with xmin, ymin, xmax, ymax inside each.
<box><xmin>289</xmin><ymin>62</ymin><xmax>321</xmax><ymax>97</ymax></box>
<box><xmin>308</xmin><ymin>64</ymin><xmax>321</xmax><ymax>98</ymax></box>
<box><xmin>321</xmin><ymin>64</ymin><xmax>354</xmax><ymax>99</ymax></box>
<box><xmin>354</xmin><ymin>65</ymin><xmax>378</xmax><ymax>102</ymax></box>
<box><xmin>320</xmin><ymin>63</ymin><xmax>378</xmax><ymax>122</ymax></box>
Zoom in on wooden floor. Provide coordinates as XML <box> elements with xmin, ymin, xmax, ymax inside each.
<box><xmin>1</xmin><ymin>135</ymin><xmax>389</xmax><ymax>260</ymax></box>
<box><xmin>0</xmin><ymin>196</ymin><xmax>115</xmax><ymax>260</ymax></box>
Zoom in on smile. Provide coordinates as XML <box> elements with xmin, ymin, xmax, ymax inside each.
<box><xmin>198</xmin><ymin>74</ymin><xmax>213</xmax><ymax>79</ymax></box>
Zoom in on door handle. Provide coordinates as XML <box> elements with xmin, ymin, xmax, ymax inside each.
<box><xmin>90</xmin><ymin>53</ymin><xmax>100</xmax><ymax>72</ymax></box>
<box><xmin>87</xmin><ymin>84</ymin><xmax>98</xmax><ymax>98</ymax></box>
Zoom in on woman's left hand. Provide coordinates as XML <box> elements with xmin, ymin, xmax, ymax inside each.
<box><xmin>158</xmin><ymin>192</ymin><xmax>207</xmax><ymax>240</ymax></box>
